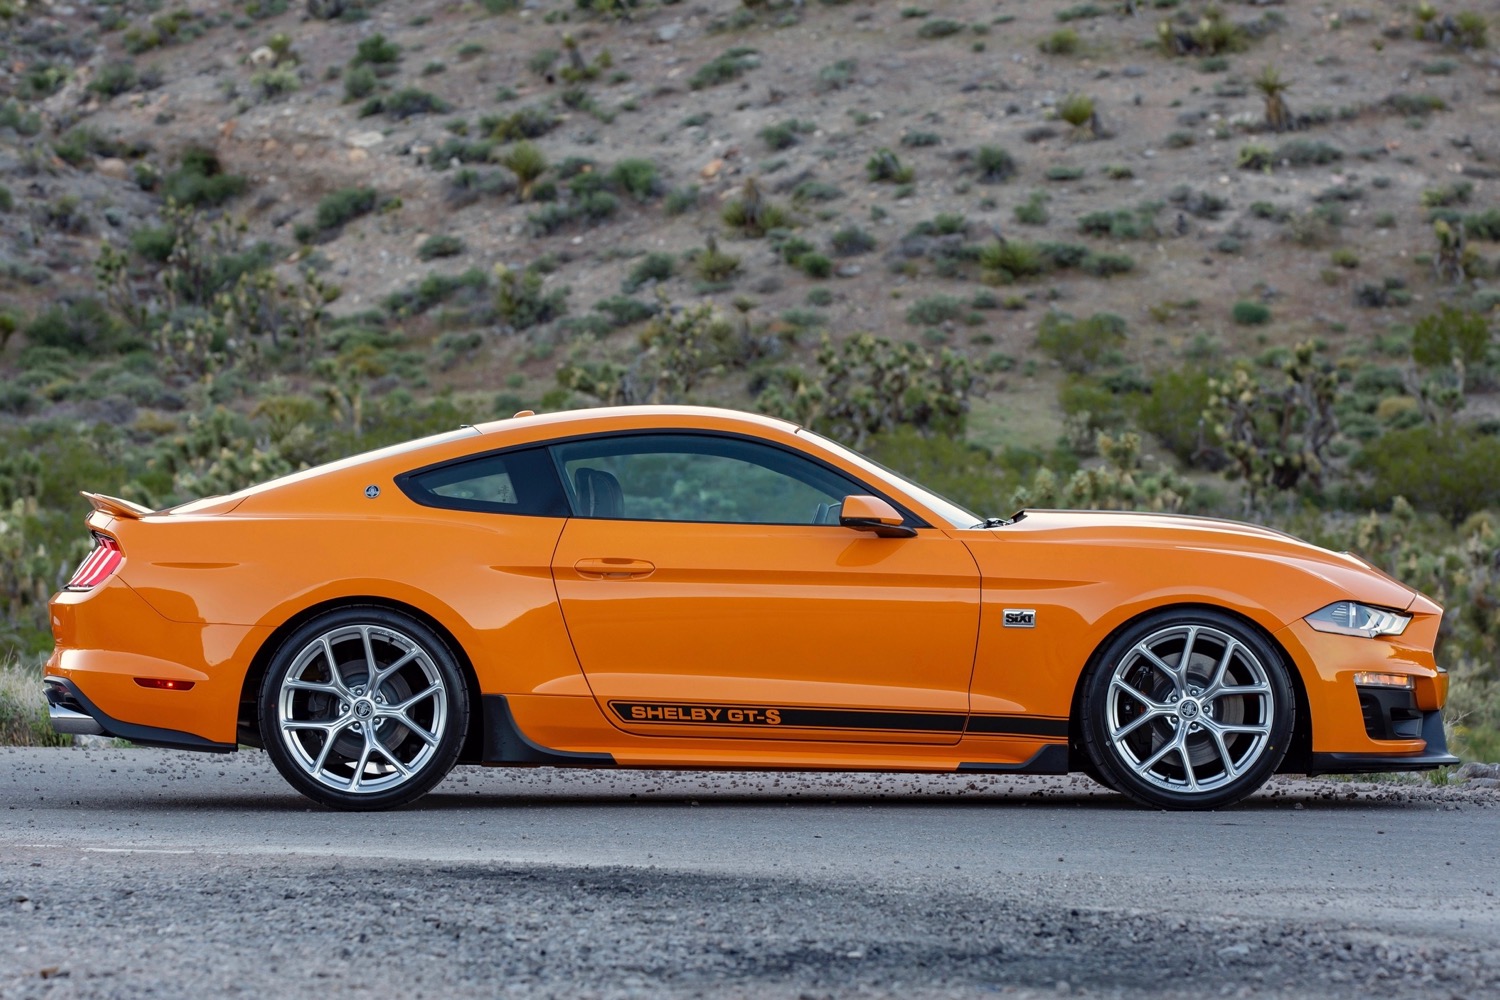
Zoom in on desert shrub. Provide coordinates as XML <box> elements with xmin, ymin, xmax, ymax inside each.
<box><xmin>1039</xmin><ymin>28</ymin><xmax>1079</xmax><ymax>54</ymax></box>
<box><xmin>721</xmin><ymin>179</ymin><xmax>789</xmax><ymax>237</ymax></box>
<box><xmin>917</xmin><ymin>19</ymin><xmax>966</xmax><ymax>39</ymax></box>
<box><xmin>1238</xmin><ymin>144</ymin><xmax>1274</xmax><ymax>171</ymax></box>
<box><xmin>312</xmin><ymin>186</ymin><xmax>378</xmax><ymax>235</ymax></box>
<box><xmin>1057</xmin><ymin>93</ymin><xmax>1095</xmax><ymax>128</ymax></box>
<box><xmin>444</xmin><ymin>168</ymin><xmax>514</xmax><ymax>208</ymax></box>
<box><xmin>622</xmin><ymin>252</ymin><xmax>675</xmax><ymax>293</ymax></box>
<box><xmin>1137</xmin><ymin>368</ymin><xmax>1215</xmax><ymax>465</ymax></box>
<box><xmin>817</xmin><ymin>58</ymin><xmax>857</xmax><ymax>92</ymax></box>
<box><xmin>979</xmin><ymin>240</ymin><xmax>1047</xmax><ymax>283</ymax></box>
<box><xmin>1275</xmin><ymin>139</ymin><xmax>1343</xmax><ymax>167</ymax></box>
<box><xmin>496</xmin><ymin>264</ymin><xmax>568</xmax><ymax>330</ymax></box>
<box><xmin>1356</xmin><ymin>424</ymin><xmax>1500</xmax><ymax>523</ymax></box>
<box><xmin>664</xmin><ymin>186</ymin><xmax>699</xmax><ymax>215</ymax></box>
<box><xmin>343</xmin><ymin>65</ymin><xmax>377</xmax><ymax>101</ymax></box>
<box><xmin>1014</xmin><ymin>191</ymin><xmax>1049</xmax><ymax>226</ymax></box>
<box><xmin>798</xmin><ymin>253</ymin><xmax>832</xmax><ymax>279</ymax></box>
<box><xmin>1157</xmin><ymin>7</ymin><xmax>1250</xmax><ymax>56</ymax></box>
<box><xmin>24</xmin><ymin>298</ymin><xmax>130</xmax><ymax>357</ymax></box>
<box><xmin>1081</xmin><ymin>251</ymin><xmax>1135</xmax><ymax>277</ymax></box>
<box><xmin>692</xmin><ymin>238</ymin><xmax>741</xmax><ymax>282</ymax></box>
<box><xmin>353</xmin><ymin>34</ymin><xmax>401</xmax><ymax>68</ymax></box>
<box><xmin>1231</xmin><ymin>300</ymin><xmax>1271</xmax><ymax>325</ymax></box>
<box><xmin>382</xmin><ymin>268</ymin><xmax>489</xmax><ymax>315</ymax></box>
<box><xmin>1412</xmin><ymin>305</ymin><xmax>1490</xmax><ymax>368</ymax></box>
<box><xmin>0</xmin><ymin>185</ymin><xmax>11</xmax><ymax>213</ymax></box>
<box><xmin>1078</xmin><ymin>206</ymin><xmax>1159</xmax><ymax>240</ymax></box>
<box><xmin>761</xmin><ymin>121</ymin><xmax>804</xmax><ymax>151</ymax></box>
<box><xmin>901</xmin><ymin>131</ymin><xmax>941</xmax><ymax>148</ymax></box>
<box><xmin>1036</xmin><ymin>310</ymin><xmax>1128</xmax><ymax>374</ymax></box>
<box><xmin>163</xmin><ymin>147</ymin><xmax>248</xmax><ymax>208</ymax></box>
<box><xmin>1385</xmin><ymin>91</ymin><xmax>1447</xmax><ymax>117</ymax></box>
<box><xmin>689</xmin><ymin>47</ymin><xmax>760</xmax><ymax>90</ymax></box>
<box><xmin>594</xmin><ymin>296</ymin><xmax>657</xmax><ymax>328</ymax></box>
<box><xmin>0</xmin><ymin>101</ymin><xmax>44</xmax><ymax>136</ymax></box>
<box><xmin>609</xmin><ymin>159</ymin><xmax>660</xmax><ymax>202</ymax></box>
<box><xmin>866</xmin><ymin>149</ymin><xmax>914</xmax><ymax>184</ymax></box>
<box><xmin>792</xmin><ymin>180</ymin><xmax>844</xmax><ymax>203</ymax></box>
<box><xmin>1056</xmin><ymin>3</ymin><xmax>1105</xmax><ymax>21</ymax></box>
<box><xmin>365</xmin><ymin>87</ymin><xmax>449</xmax><ymax>119</ymax></box>
<box><xmin>90</xmin><ymin>60</ymin><xmax>138</xmax><ymax>97</ymax></box>
<box><xmin>417</xmin><ymin>235</ymin><xmax>464</xmax><ymax>260</ymax></box>
<box><xmin>974</xmin><ymin>146</ymin><xmax>1017</xmax><ymax>183</ymax></box>
<box><xmin>487</xmin><ymin>105</ymin><xmax>560</xmax><ymax>141</ymax></box>
<box><xmin>499</xmin><ymin>141</ymin><xmax>548</xmax><ymax>191</ymax></box>
<box><xmin>830</xmin><ymin>226</ymin><xmax>877</xmax><ymax>256</ymax></box>
<box><xmin>906</xmin><ymin>296</ymin><xmax>965</xmax><ymax>326</ymax></box>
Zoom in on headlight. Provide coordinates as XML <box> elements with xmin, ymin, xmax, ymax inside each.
<box><xmin>1305</xmin><ymin>601</ymin><xmax>1411</xmax><ymax>638</ymax></box>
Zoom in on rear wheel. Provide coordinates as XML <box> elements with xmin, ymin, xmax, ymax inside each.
<box><xmin>1079</xmin><ymin>609</ymin><xmax>1293</xmax><ymax>810</ymax></box>
<box><xmin>259</xmin><ymin>607</ymin><xmax>469</xmax><ymax>810</ymax></box>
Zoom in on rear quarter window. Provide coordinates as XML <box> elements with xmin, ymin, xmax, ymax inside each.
<box><xmin>397</xmin><ymin>447</ymin><xmax>568</xmax><ymax>517</ymax></box>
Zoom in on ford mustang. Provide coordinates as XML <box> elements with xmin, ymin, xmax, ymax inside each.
<box><xmin>45</xmin><ymin>405</ymin><xmax>1457</xmax><ymax>809</ymax></box>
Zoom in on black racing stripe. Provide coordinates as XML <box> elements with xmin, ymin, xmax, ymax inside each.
<box><xmin>965</xmin><ymin>715</ymin><xmax>1070</xmax><ymax>739</ymax></box>
<box><xmin>610</xmin><ymin>701</ymin><xmax>966</xmax><ymax>733</ymax></box>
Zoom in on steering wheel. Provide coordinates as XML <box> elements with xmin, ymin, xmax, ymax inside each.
<box><xmin>813</xmin><ymin>502</ymin><xmax>832</xmax><ymax>525</ymax></box>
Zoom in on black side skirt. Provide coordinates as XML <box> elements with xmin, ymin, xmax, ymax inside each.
<box><xmin>44</xmin><ymin>676</ymin><xmax>237</xmax><ymax>754</ymax></box>
<box><xmin>957</xmin><ymin>744</ymin><xmax>1070</xmax><ymax>775</ymax></box>
<box><xmin>481</xmin><ymin>694</ymin><xmax>616</xmax><ymax>767</ymax></box>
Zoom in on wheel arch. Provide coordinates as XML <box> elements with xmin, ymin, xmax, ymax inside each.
<box><xmin>236</xmin><ymin>595</ymin><xmax>485</xmax><ymax>764</ymax></box>
<box><xmin>1065</xmin><ymin>601</ymin><xmax>1312</xmax><ymax>774</ymax></box>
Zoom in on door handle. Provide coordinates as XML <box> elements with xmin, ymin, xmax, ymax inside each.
<box><xmin>574</xmin><ymin>558</ymin><xmax>656</xmax><ymax>580</ymax></box>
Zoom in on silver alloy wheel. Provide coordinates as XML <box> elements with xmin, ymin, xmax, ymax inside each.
<box><xmin>1104</xmin><ymin>623</ymin><xmax>1274</xmax><ymax>795</ymax></box>
<box><xmin>275</xmin><ymin>624</ymin><xmax>448</xmax><ymax>795</ymax></box>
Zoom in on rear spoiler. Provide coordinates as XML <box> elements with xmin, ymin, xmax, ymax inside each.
<box><xmin>81</xmin><ymin>492</ymin><xmax>154</xmax><ymax>519</ymax></box>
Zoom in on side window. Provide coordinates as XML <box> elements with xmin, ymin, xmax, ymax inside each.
<box><xmin>550</xmin><ymin>434</ymin><xmax>870</xmax><ymax>524</ymax></box>
<box><xmin>398</xmin><ymin>447</ymin><xmax>569</xmax><ymax>516</ymax></box>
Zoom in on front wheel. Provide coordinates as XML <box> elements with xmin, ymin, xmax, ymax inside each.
<box><xmin>259</xmin><ymin>607</ymin><xmax>469</xmax><ymax>810</ymax></box>
<box><xmin>1078</xmin><ymin>609</ymin><xmax>1294</xmax><ymax>810</ymax></box>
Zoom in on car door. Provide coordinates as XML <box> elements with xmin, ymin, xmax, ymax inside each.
<box><xmin>548</xmin><ymin>432</ymin><xmax>981</xmax><ymax>745</ymax></box>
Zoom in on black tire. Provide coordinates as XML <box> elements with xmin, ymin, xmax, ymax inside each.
<box><xmin>259</xmin><ymin>606</ymin><xmax>469</xmax><ymax>810</ymax></box>
<box><xmin>1078</xmin><ymin>608</ymin><xmax>1294</xmax><ymax>810</ymax></box>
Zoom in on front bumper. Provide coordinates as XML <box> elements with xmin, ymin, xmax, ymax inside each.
<box><xmin>1308</xmin><ymin>708</ymin><xmax>1459</xmax><ymax>774</ymax></box>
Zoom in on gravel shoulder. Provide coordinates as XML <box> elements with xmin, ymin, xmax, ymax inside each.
<box><xmin>2</xmin><ymin>748</ymin><xmax>1498</xmax><ymax>999</ymax></box>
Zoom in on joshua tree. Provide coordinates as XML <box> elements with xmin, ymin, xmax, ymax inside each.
<box><xmin>1254</xmin><ymin>66</ymin><xmax>1294</xmax><ymax>132</ymax></box>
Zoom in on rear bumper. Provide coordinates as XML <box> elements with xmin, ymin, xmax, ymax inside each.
<box><xmin>44</xmin><ymin>676</ymin><xmax>236</xmax><ymax>752</ymax></box>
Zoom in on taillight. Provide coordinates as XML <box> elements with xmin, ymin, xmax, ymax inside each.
<box><xmin>66</xmin><ymin>535</ymin><xmax>123</xmax><ymax>591</ymax></box>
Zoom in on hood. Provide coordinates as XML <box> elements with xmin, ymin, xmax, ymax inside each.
<box><xmin>998</xmin><ymin>509</ymin><xmax>1421</xmax><ymax>612</ymax></box>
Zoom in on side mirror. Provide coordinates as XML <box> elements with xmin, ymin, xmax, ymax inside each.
<box><xmin>839</xmin><ymin>495</ymin><xmax>916</xmax><ymax>538</ymax></box>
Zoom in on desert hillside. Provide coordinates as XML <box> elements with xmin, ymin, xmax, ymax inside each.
<box><xmin>1</xmin><ymin>0</ymin><xmax>1498</xmax><ymax>755</ymax></box>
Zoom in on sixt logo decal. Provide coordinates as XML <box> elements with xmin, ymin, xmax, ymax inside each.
<box><xmin>613</xmin><ymin>702</ymin><xmax>782</xmax><ymax>726</ymax></box>
<box><xmin>1003</xmin><ymin>608</ymin><xmax>1037</xmax><ymax>628</ymax></box>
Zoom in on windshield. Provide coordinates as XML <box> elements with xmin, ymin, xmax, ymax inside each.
<box><xmin>796</xmin><ymin>428</ymin><xmax>983</xmax><ymax>528</ymax></box>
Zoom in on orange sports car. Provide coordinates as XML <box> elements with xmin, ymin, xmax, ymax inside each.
<box><xmin>45</xmin><ymin>406</ymin><xmax>1456</xmax><ymax>810</ymax></box>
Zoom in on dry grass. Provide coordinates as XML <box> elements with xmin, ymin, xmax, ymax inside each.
<box><xmin>0</xmin><ymin>655</ymin><xmax>70</xmax><ymax>746</ymax></box>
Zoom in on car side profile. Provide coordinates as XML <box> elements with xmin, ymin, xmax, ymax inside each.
<box><xmin>45</xmin><ymin>406</ymin><xmax>1457</xmax><ymax>810</ymax></box>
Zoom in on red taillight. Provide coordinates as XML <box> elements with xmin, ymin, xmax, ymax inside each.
<box><xmin>66</xmin><ymin>535</ymin><xmax>123</xmax><ymax>591</ymax></box>
<box><xmin>134</xmin><ymin>678</ymin><xmax>194</xmax><ymax>691</ymax></box>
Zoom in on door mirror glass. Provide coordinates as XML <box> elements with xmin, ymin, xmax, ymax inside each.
<box><xmin>839</xmin><ymin>495</ymin><xmax>915</xmax><ymax>537</ymax></box>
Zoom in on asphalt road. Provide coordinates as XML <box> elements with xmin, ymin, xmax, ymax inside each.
<box><xmin>2</xmin><ymin>747</ymin><xmax>1497</xmax><ymax>999</ymax></box>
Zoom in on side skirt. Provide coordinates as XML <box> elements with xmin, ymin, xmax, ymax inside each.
<box><xmin>956</xmin><ymin>744</ymin><xmax>1071</xmax><ymax>775</ymax></box>
<box><xmin>481</xmin><ymin>694</ymin><xmax>616</xmax><ymax>767</ymax></box>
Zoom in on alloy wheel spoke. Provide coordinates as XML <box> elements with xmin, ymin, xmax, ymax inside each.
<box><xmin>1205</xmin><ymin>639</ymin><xmax>1238</xmax><ymax>696</ymax></box>
<box><xmin>1215</xmin><ymin>684</ymin><xmax>1270</xmax><ymax>697</ymax></box>
<box><xmin>1178</xmin><ymin>744</ymin><xmax>1199</xmax><ymax>790</ymax></box>
<box><xmin>1201</xmin><ymin>721</ymin><xmax>1240</xmax><ymax>780</ymax></box>
<box><xmin>282</xmin><ymin>718</ymin><xmax>341</xmax><ymax>732</ymax></box>
<box><xmin>370</xmin><ymin>648</ymin><xmax>420</xmax><ymax>691</ymax></box>
<box><xmin>348</xmin><ymin>738</ymin><xmax>374</xmax><ymax>792</ymax></box>
<box><xmin>381</xmin><ymin>708</ymin><xmax>440</xmax><ymax>747</ymax></box>
<box><xmin>1112</xmin><ymin>710</ymin><xmax>1166</xmax><ymax>742</ymax></box>
<box><xmin>1176</xmin><ymin>627</ymin><xmax>1199</xmax><ymax>686</ymax></box>
<box><xmin>320</xmin><ymin>637</ymin><xmax>350</xmax><ymax>694</ymax></box>
<box><xmin>1133</xmin><ymin>733</ymin><xmax>1182</xmax><ymax>777</ymax></box>
<box><xmin>371</xmin><ymin>742</ymin><xmax>413</xmax><ymax>779</ymax></box>
<box><xmin>1134</xmin><ymin>644</ymin><xmax>1182</xmax><ymax>689</ymax></box>
<box><xmin>311</xmin><ymin>721</ymin><xmax>350</xmax><ymax>774</ymax></box>
<box><xmin>393</xmin><ymin>684</ymin><xmax>441</xmax><ymax>713</ymax></box>
<box><xmin>1218</xmin><ymin>722</ymin><xmax>1271</xmax><ymax>735</ymax></box>
<box><xmin>285</xmin><ymin>679</ymin><xmax>342</xmax><ymax>695</ymax></box>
